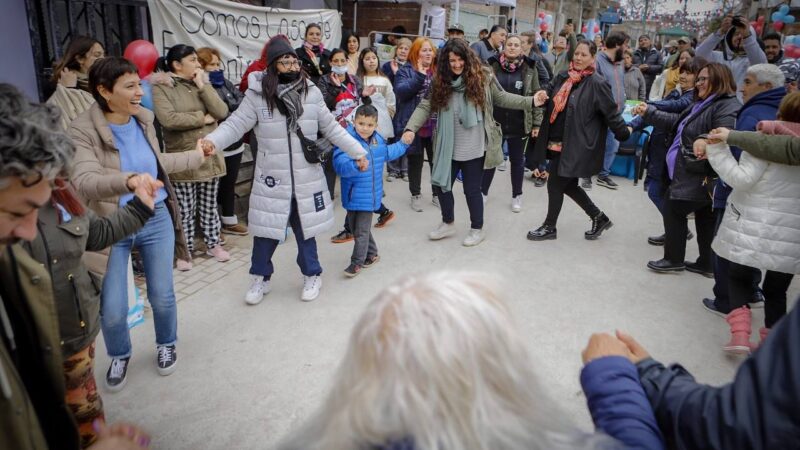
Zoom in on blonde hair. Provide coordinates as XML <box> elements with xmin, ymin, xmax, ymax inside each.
<box><xmin>277</xmin><ymin>272</ymin><xmax>611</xmax><ymax>450</ymax></box>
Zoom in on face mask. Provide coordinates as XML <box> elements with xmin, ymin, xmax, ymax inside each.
<box><xmin>208</xmin><ymin>70</ymin><xmax>225</xmax><ymax>87</ymax></box>
<box><xmin>331</xmin><ymin>65</ymin><xmax>349</xmax><ymax>75</ymax></box>
<box><xmin>278</xmin><ymin>71</ymin><xmax>301</xmax><ymax>83</ymax></box>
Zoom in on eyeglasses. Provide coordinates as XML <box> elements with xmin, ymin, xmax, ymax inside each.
<box><xmin>695</xmin><ymin>76</ymin><xmax>709</xmax><ymax>85</ymax></box>
<box><xmin>278</xmin><ymin>60</ymin><xmax>301</xmax><ymax>68</ymax></box>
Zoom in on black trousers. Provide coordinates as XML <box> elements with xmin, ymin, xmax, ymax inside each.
<box><xmin>712</xmin><ymin>208</ymin><xmax>762</xmax><ymax>312</ymax></box>
<box><xmin>482</xmin><ymin>137</ymin><xmax>526</xmax><ymax>197</ymax></box>
<box><xmin>324</xmin><ymin>157</ymin><xmax>337</xmax><ymax>199</ymax></box>
<box><xmin>544</xmin><ymin>152</ymin><xmax>600</xmax><ymax>227</ymax></box>
<box><xmin>217</xmin><ymin>152</ymin><xmax>243</xmax><ymax>218</ymax></box>
<box><xmin>436</xmin><ymin>156</ymin><xmax>485</xmax><ymax>229</ymax></box>
<box><xmin>729</xmin><ymin>261</ymin><xmax>794</xmax><ymax>329</ymax></box>
<box><xmin>662</xmin><ymin>192</ymin><xmax>714</xmax><ymax>267</ymax></box>
<box><xmin>407</xmin><ymin>136</ymin><xmax>434</xmax><ymax>197</ymax></box>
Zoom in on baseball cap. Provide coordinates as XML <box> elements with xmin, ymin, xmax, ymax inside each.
<box><xmin>448</xmin><ymin>23</ymin><xmax>464</xmax><ymax>33</ymax></box>
<box><xmin>677</xmin><ymin>36</ymin><xmax>690</xmax><ymax>44</ymax></box>
<box><xmin>665</xmin><ymin>40</ymin><xmax>678</xmax><ymax>48</ymax></box>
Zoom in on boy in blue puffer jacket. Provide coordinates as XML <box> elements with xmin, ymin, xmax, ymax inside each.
<box><xmin>333</xmin><ymin>105</ymin><xmax>410</xmax><ymax>277</ymax></box>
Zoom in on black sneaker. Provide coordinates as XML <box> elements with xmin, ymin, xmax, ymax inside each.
<box><xmin>581</xmin><ymin>178</ymin><xmax>593</xmax><ymax>190</ymax></box>
<box><xmin>585</xmin><ymin>212</ymin><xmax>613</xmax><ymax>240</ymax></box>
<box><xmin>363</xmin><ymin>255</ymin><xmax>380</xmax><ymax>268</ymax></box>
<box><xmin>344</xmin><ymin>263</ymin><xmax>361</xmax><ymax>277</ymax></box>
<box><xmin>375</xmin><ymin>210</ymin><xmax>395</xmax><ymax>228</ymax></box>
<box><xmin>647</xmin><ymin>259</ymin><xmax>686</xmax><ymax>273</ymax></box>
<box><xmin>685</xmin><ymin>261</ymin><xmax>713</xmax><ymax>278</ymax></box>
<box><xmin>702</xmin><ymin>298</ymin><xmax>729</xmax><ymax>318</ymax></box>
<box><xmin>106</xmin><ymin>357</ymin><xmax>130</xmax><ymax>392</ymax></box>
<box><xmin>749</xmin><ymin>289</ymin><xmax>765</xmax><ymax>309</ymax></box>
<box><xmin>647</xmin><ymin>234</ymin><xmax>665</xmax><ymax>246</ymax></box>
<box><xmin>533</xmin><ymin>177</ymin><xmax>546</xmax><ymax>187</ymax></box>
<box><xmin>156</xmin><ymin>345</ymin><xmax>177</xmax><ymax>376</ymax></box>
<box><xmin>527</xmin><ymin>224</ymin><xmax>557</xmax><ymax>241</ymax></box>
<box><xmin>596</xmin><ymin>176</ymin><xmax>619</xmax><ymax>190</ymax></box>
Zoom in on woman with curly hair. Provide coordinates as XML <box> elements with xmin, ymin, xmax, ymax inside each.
<box><xmin>402</xmin><ymin>39</ymin><xmax>546</xmax><ymax>247</ymax></box>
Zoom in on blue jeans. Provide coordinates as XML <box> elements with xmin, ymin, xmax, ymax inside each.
<box><xmin>645</xmin><ymin>175</ymin><xmax>665</xmax><ymax>214</ymax></box>
<box><xmin>101</xmin><ymin>202</ymin><xmax>177</xmax><ymax>358</ymax></box>
<box><xmin>599</xmin><ymin>129</ymin><xmax>620</xmax><ymax>178</ymax></box>
<box><xmin>250</xmin><ymin>198</ymin><xmax>322</xmax><ymax>279</ymax></box>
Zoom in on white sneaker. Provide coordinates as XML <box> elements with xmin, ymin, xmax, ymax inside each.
<box><xmin>428</xmin><ymin>222</ymin><xmax>456</xmax><ymax>240</ymax></box>
<box><xmin>301</xmin><ymin>275</ymin><xmax>322</xmax><ymax>302</ymax></box>
<box><xmin>482</xmin><ymin>193</ymin><xmax>488</xmax><ymax>206</ymax></box>
<box><xmin>511</xmin><ymin>196</ymin><xmax>522</xmax><ymax>213</ymax></box>
<box><xmin>462</xmin><ymin>228</ymin><xmax>485</xmax><ymax>247</ymax></box>
<box><xmin>245</xmin><ymin>275</ymin><xmax>271</xmax><ymax>305</ymax></box>
<box><xmin>432</xmin><ymin>196</ymin><xmax>440</xmax><ymax>208</ymax></box>
<box><xmin>498</xmin><ymin>160</ymin><xmax>507</xmax><ymax>171</ymax></box>
<box><xmin>410</xmin><ymin>195</ymin><xmax>423</xmax><ymax>212</ymax></box>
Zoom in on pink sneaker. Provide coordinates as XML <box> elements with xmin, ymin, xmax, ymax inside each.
<box><xmin>723</xmin><ymin>306</ymin><xmax>752</xmax><ymax>354</ymax></box>
<box><xmin>176</xmin><ymin>259</ymin><xmax>193</xmax><ymax>271</ymax></box>
<box><xmin>206</xmin><ymin>245</ymin><xmax>230</xmax><ymax>262</ymax></box>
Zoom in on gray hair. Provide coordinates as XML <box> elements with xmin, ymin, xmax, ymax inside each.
<box><xmin>0</xmin><ymin>83</ymin><xmax>74</xmax><ymax>189</ymax></box>
<box><xmin>747</xmin><ymin>64</ymin><xmax>786</xmax><ymax>89</ymax></box>
<box><xmin>277</xmin><ymin>271</ymin><xmax>614</xmax><ymax>450</ymax></box>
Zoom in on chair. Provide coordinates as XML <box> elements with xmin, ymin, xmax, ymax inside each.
<box><xmin>616</xmin><ymin>128</ymin><xmax>651</xmax><ymax>186</ymax></box>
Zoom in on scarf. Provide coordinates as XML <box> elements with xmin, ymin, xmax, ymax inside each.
<box><xmin>549</xmin><ymin>62</ymin><xmax>594</xmax><ymax>123</ymax></box>
<box><xmin>431</xmin><ymin>76</ymin><xmax>482</xmax><ymax>192</ymax></box>
<box><xmin>665</xmin><ymin>94</ymin><xmax>717</xmax><ymax>179</ymax></box>
<box><xmin>757</xmin><ymin>120</ymin><xmax>800</xmax><ymax>137</ymax></box>
<box><xmin>277</xmin><ymin>77</ymin><xmax>305</xmax><ymax>132</ymax></box>
<box><xmin>499</xmin><ymin>54</ymin><xmax>523</xmax><ymax>72</ymax></box>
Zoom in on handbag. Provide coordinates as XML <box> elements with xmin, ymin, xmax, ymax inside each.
<box><xmin>681</xmin><ymin>145</ymin><xmax>713</xmax><ymax>175</ymax></box>
<box><xmin>291</xmin><ymin>118</ymin><xmax>331</xmax><ymax>164</ymax></box>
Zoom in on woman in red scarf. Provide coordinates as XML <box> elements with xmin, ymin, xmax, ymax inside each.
<box><xmin>527</xmin><ymin>40</ymin><xmax>631</xmax><ymax>242</ymax></box>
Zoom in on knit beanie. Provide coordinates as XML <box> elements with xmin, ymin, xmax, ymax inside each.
<box><xmin>266</xmin><ymin>37</ymin><xmax>297</xmax><ymax>66</ymax></box>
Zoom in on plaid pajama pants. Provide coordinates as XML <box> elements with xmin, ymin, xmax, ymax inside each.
<box><xmin>173</xmin><ymin>180</ymin><xmax>222</xmax><ymax>252</ymax></box>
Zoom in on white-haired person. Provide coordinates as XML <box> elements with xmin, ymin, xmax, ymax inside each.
<box><xmin>276</xmin><ymin>271</ymin><xmax>664</xmax><ymax>450</ymax></box>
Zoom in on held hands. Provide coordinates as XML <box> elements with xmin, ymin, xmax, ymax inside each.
<box><xmin>531</xmin><ymin>128</ymin><xmax>540</xmax><ymax>138</ymax></box>
<box><xmin>401</xmin><ymin>130</ymin><xmax>415</xmax><ymax>145</ymax></box>
<box><xmin>533</xmin><ymin>90</ymin><xmax>549</xmax><ymax>107</ymax></box>
<box><xmin>356</xmin><ymin>157</ymin><xmax>369</xmax><ymax>171</ymax></box>
<box><xmin>581</xmin><ymin>330</ymin><xmax>650</xmax><ymax>365</ymax></box>
<box><xmin>532</xmin><ymin>168</ymin><xmax>548</xmax><ymax>180</ymax></box>
<box><xmin>127</xmin><ymin>174</ymin><xmax>163</xmax><ymax>210</ymax></box>
<box><xmin>633</xmin><ymin>102</ymin><xmax>648</xmax><ymax>116</ymax></box>
<box><xmin>192</xmin><ymin>68</ymin><xmax>206</xmax><ymax>89</ymax></box>
<box><xmin>708</xmin><ymin>127</ymin><xmax>730</xmax><ymax>144</ymax></box>
<box><xmin>198</xmin><ymin>139</ymin><xmax>216</xmax><ymax>158</ymax></box>
<box><xmin>203</xmin><ymin>114</ymin><xmax>216</xmax><ymax>125</ymax></box>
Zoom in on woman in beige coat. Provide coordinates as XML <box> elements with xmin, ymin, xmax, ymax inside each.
<box><xmin>151</xmin><ymin>44</ymin><xmax>230</xmax><ymax>269</ymax></box>
<box><xmin>70</xmin><ymin>57</ymin><xmax>208</xmax><ymax>391</ymax></box>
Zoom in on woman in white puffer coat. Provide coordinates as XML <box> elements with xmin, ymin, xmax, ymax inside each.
<box><xmin>699</xmin><ymin>99</ymin><xmax>800</xmax><ymax>354</ymax></box>
<box><xmin>204</xmin><ymin>37</ymin><xmax>367</xmax><ymax>304</ymax></box>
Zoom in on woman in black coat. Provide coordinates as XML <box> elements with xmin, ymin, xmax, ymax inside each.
<box><xmin>527</xmin><ymin>40</ymin><xmax>630</xmax><ymax>242</ymax></box>
<box><xmin>296</xmin><ymin>23</ymin><xmax>331</xmax><ymax>86</ymax></box>
<box><xmin>641</xmin><ymin>62</ymin><xmax>740</xmax><ymax>275</ymax></box>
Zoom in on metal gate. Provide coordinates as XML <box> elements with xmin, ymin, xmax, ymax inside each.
<box><xmin>26</xmin><ymin>0</ymin><xmax>152</xmax><ymax>101</ymax></box>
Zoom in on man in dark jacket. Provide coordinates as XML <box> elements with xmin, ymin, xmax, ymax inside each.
<box><xmin>0</xmin><ymin>84</ymin><xmax>149</xmax><ymax>450</ymax></box>
<box><xmin>633</xmin><ymin>34</ymin><xmax>664</xmax><ymax>97</ymax></box>
<box><xmin>701</xmin><ymin>64</ymin><xmax>786</xmax><ymax>315</ymax></box>
<box><xmin>594</xmin><ymin>297</ymin><xmax>800</xmax><ymax>450</ymax></box>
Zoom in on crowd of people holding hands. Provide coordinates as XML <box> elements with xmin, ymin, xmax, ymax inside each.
<box><xmin>2</xmin><ymin>9</ymin><xmax>800</xmax><ymax>449</ymax></box>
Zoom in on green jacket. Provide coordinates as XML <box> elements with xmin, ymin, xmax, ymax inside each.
<box><xmin>0</xmin><ymin>244</ymin><xmax>80</xmax><ymax>450</ymax></box>
<box><xmin>151</xmin><ymin>73</ymin><xmax>229</xmax><ymax>182</ymax></box>
<box><xmin>23</xmin><ymin>198</ymin><xmax>153</xmax><ymax>358</ymax></box>
<box><xmin>728</xmin><ymin>130</ymin><xmax>800</xmax><ymax>166</ymax></box>
<box><xmin>404</xmin><ymin>67</ymin><xmax>534</xmax><ymax>169</ymax></box>
<box><xmin>488</xmin><ymin>58</ymin><xmax>543</xmax><ymax>134</ymax></box>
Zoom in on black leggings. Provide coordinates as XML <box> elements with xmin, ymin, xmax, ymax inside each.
<box><xmin>729</xmin><ymin>261</ymin><xmax>794</xmax><ymax>329</ymax></box>
<box><xmin>662</xmin><ymin>192</ymin><xmax>715</xmax><ymax>267</ymax></box>
<box><xmin>436</xmin><ymin>156</ymin><xmax>485</xmax><ymax>229</ymax></box>
<box><xmin>482</xmin><ymin>137</ymin><xmax>526</xmax><ymax>197</ymax></box>
<box><xmin>544</xmin><ymin>152</ymin><xmax>600</xmax><ymax>226</ymax></box>
<box><xmin>407</xmin><ymin>137</ymin><xmax>434</xmax><ymax>197</ymax></box>
<box><xmin>217</xmin><ymin>152</ymin><xmax>243</xmax><ymax>218</ymax></box>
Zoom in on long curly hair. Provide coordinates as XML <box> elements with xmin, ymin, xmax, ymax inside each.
<box><xmin>430</xmin><ymin>39</ymin><xmax>486</xmax><ymax>111</ymax></box>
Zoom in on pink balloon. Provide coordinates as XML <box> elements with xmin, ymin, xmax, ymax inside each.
<box><xmin>124</xmin><ymin>40</ymin><xmax>159</xmax><ymax>78</ymax></box>
<box><xmin>775</xmin><ymin>20</ymin><xmax>785</xmax><ymax>31</ymax></box>
<box><xmin>582</xmin><ymin>25</ymin><xmax>588</xmax><ymax>33</ymax></box>
<box><xmin>540</xmin><ymin>22</ymin><xmax>549</xmax><ymax>31</ymax></box>
<box><xmin>538</xmin><ymin>12</ymin><xmax>546</xmax><ymax>19</ymax></box>
<box><xmin>757</xmin><ymin>15</ymin><xmax>766</xmax><ymax>24</ymax></box>
<box><xmin>594</xmin><ymin>25</ymin><xmax>600</xmax><ymax>33</ymax></box>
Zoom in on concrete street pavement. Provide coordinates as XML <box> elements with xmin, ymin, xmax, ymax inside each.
<box><xmin>96</xmin><ymin>170</ymin><xmax>799</xmax><ymax>449</ymax></box>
